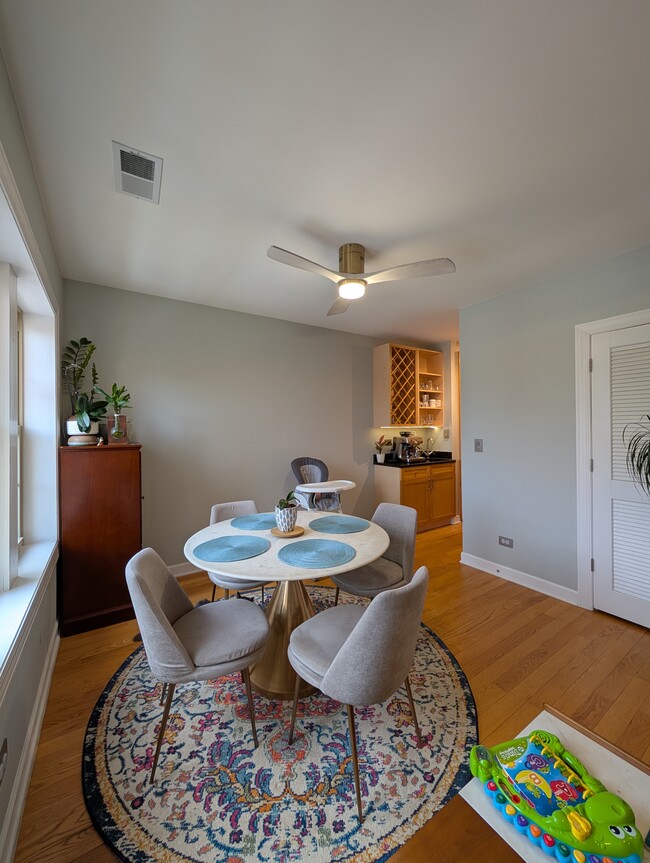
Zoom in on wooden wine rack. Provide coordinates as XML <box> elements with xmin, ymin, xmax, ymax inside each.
<box><xmin>373</xmin><ymin>342</ymin><xmax>444</xmax><ymax>428</ymax></box>
<box><xmin>389</xmin><ymin>345</ymin><xmax>417</xmax><ymax>425</ymax></box>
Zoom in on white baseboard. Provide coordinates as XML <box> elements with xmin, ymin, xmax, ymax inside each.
<box><xmin>169</xmin><ymin>562</ymin><xmax>201</xmax><ymax>578</ymax></box>
<box><xmin>460</xmin><ymin>552</ymin><xmax>578</xmax><ymax>606</ymax></box>
<box><xmin>0</xmin><ymin>621</ymin><xmax>59</xmax><ymax>863</ymax></box>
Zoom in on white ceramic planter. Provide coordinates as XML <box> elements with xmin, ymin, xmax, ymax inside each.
<box><xmin>66</xmin><ymin>418</ymin><xmax>99</xmax><ymax>436</ymax></box>
<box><xmin>275</xmin><ymin>504</ymin><xmax>298</xmax><ymax>533</ymax></box>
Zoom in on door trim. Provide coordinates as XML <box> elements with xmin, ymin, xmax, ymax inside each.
<box><xmin>575</xmin><ymin>307</ymin><xmax>650</xmax><ymax>609</ymax></box>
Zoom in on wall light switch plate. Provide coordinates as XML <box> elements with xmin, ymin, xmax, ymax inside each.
<box><xmin>474</xmin><ymin>438</ymin><xmax>483</xmax><ymax>452</ymax></box>
<box><xmin>443</xmin><ymin>428</ymin><xmax>450</xmax><ymax>439</ymax></box>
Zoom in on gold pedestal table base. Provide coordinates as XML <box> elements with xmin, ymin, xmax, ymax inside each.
<box><xmin>250</xmin><ymin>580</ymin><xmax>315</xmax><ymax>700</ymax></box>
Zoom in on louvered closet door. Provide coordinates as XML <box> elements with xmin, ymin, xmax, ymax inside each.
<box><xmin>592</xmin><ymin>324</ymin><xmax>650</xmax><ymax>628</ymax></box>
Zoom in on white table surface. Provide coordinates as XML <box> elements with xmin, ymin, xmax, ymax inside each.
<box><xmin>184</xmin><ymin>510</ymin><xmax>388</xmax><ymax>582</ymax></box>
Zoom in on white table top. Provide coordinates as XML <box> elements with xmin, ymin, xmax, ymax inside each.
<box><xmin>184</xmin><ymin>510</ymin><xmax>388</xmax><ymax>582</ymax></box>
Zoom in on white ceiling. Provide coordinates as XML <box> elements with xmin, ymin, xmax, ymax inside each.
<box><xmin>1</xmin><ymin>0</ymin><xmax>650</xmax><ymax>343</ymax></box>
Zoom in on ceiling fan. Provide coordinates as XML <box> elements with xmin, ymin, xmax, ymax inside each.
<box><xmin>267</xmin><ymin>242</ymin><xmax>456</xmax><ymax>316</ymax></box>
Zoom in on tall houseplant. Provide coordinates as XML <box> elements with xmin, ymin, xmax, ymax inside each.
<box><xmin>624</xmin><ymin>414</ymin><xmax>650</xmax><ymax>496</ymax></box>
<box><xmin>61</xmin><ymin>337</ymin><xmax>107</xmax><ymax>433</ymax></box>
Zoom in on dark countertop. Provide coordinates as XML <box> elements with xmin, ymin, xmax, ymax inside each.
<box><xmin>374</xmin><ymin>454</ymin><xmax>456</xmax><ymax>467</ymax></box>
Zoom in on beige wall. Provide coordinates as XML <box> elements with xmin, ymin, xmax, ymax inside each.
<box><xmin>63</xmin><ymin>280</ymin><xmax>385</xmax><ymax>566</ymax></box>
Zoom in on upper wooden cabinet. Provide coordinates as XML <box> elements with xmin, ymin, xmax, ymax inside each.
<box><xmin>373</xmin><ymin>342</ymin><xmax>444</xmax><ymax>427</ymax></box>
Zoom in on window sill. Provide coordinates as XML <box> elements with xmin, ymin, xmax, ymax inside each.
<box><xmin>0</xmin><ymin>541</ymin><xmax>58</xmax><ymax>674</ymax></box>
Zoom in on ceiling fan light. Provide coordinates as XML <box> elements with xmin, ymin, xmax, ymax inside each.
<box><xmin>338</xmin><ymin>279</ymin><xmax>366</xmax><ymax>300</ymax></box>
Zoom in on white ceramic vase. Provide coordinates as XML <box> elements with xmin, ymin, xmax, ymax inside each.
<box><xmin>275</xmin><ymin>504</ymin><xmax>298</xmax><ymax>533</ymax></box>
<box><xmin>66</xmin><ymin>418</ymin><xmax>99</xmax><ymax>436</ymax></box>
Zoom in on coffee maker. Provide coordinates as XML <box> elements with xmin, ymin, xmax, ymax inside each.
<box><xmin>395</xmin><ymin>431</ymin><xmax>418</xmax><ymax>462</ymax></box>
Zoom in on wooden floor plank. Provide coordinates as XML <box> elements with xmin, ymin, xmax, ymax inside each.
<box><xmin>12</xmin><ymin>523</ymin><xmax>650</xmax><ymax>863</ymax></box>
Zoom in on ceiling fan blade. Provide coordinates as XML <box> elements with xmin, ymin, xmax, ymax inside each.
<box><xmin>327</xmin><ymin>297</ymin><xmax>350</xmax><ymax>316</ymax></box>
<box><xmin>267</xmin><ymin>245</ymin><xmax>342</xmax><ymax>284</ymax></box>
<box><xmin>364</xmin><ymin>257</ymin><xmax>456</xmax><ymax>285</ymax></box>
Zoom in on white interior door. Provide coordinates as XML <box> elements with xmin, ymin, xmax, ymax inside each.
<box><xmin>592</xmin><ymin>324</ymin><xmax>650</xmax><ymax>628</ymax></box>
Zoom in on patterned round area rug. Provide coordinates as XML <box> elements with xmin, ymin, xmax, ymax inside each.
<box><xmin>83</xmin><ymin>586</ymin><xmax>477</xmax><ymax>863</ymax></box>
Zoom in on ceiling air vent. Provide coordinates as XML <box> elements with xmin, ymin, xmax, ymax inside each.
<box><xmin>112</xmin><ymin>141</ymin><xmax>163</xmax><ymax>204</ymax></box>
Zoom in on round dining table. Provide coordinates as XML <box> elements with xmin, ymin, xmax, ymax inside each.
<box><xmin>184</xmin><ymin>509</ymin><xmax>389</xmax><ymax>700</ymax></box>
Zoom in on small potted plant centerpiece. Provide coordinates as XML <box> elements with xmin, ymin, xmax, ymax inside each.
<box><xmin>61</xmin><ymin>337</ymin><xmax>108</xmax><ymax>445</ymax></box>
<box><xmin>275</xmin><ymin>490</ymin><xmax>298</xmax><ymax>533</ymax></box>
<box><xmin>374</xmin><ymin>434</ymin><xmax>390</xmax><ymax>463</ymax></box>
<box><xmin>96</xmin><ymin>383</ymin><xmax>132</xmax><ymax>443</ymax></box>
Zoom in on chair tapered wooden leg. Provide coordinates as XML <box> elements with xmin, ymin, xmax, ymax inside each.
<box><xmin>224</xmin><ymin>589</ymin><xmax>230</xmax><ymax>600</ymax></box>
<box><xmin>261</xmin><ymin>585</ymin><xmax>265</xmax><ymax>603</ymax></box>
<box><xmin>334</xmin><ymin>586</ymin><xmax>340</xmax><ymax>606</ymax></box>
<box><xmin>346</xmin><ymin>704</ymin><xmax>364</xmax><ymax>822</ymax></box>
<box><xmin>242</xmin><ymin>667</ymin><xmax>259</xmax><ymax>748</ymax></box>
<box><xmin>288</xmin><ymin>672</ymin><xmax>302</xmax><ymax>744</ymax></box>
<box><xmin>150</xmin><ymin>682</ymin><xmax>175</xmax><ymax>784</ymax></box>
<box><xmin>159</xmin><ymin>682</ymin><xmax>167</xmax><ymax>705</ymax></box>
<box><xmin>404</xmin><ymin>675</ymin><xmax>422</xmax><ymax>746</ymax></box>
<box><xmin>210</xmin><ymin>584</ymin><xmax>216</xmax><ymax>602</ymax></box>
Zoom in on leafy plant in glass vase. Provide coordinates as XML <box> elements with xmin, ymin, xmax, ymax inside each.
<box><xmin>61</xmin><ymin>337</ymin><xmax>108</xmax><ymax>436</ymax></box>
<box><xmin>624</xmin><ymin>414</ymin><xmax>650</xmax><ymax>496</ymax></box>
<box><xmin>96</xmin><ymin>383</ymin><xmax>132</xmax><ymax>441</ymax></box>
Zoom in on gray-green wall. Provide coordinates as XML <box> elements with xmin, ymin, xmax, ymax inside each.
<box><xmin>63</xmin><ymin>280</ymin><xmax>383</xmax><ymax>566</ymax></box>
<box><xmin>459</xmin><ymin>245</ymin><xmax>650</xmax><ymax>591</ymax></box>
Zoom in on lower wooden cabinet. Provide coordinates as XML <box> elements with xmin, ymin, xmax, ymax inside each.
<box><xmin>375</xmin><ymin>462</ymin><xmax>457</xmax><ymax>532</ymax></box>
<box><xmin>58</xmin><ymin>444</ymin><xmax>142</xmax><ymax>636</ymax></box>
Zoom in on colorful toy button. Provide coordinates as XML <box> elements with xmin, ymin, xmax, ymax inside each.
<box><xmin>587</xmin><ymin>856</ymin><xmax>600</xmax><ymax>863</ymax></box>
<box><xmin>556</xmin><ymin>844</ymin><xmax>571</xmax><ymax>858</ymax></box>
<box><xmin>487</xmin><ymin>780</ymin><xmax>497</xmax><ymax>791</ymax></box>
<box><xmin>516</xmin><ymin>814</ymin><xmax>528</xmax><ymax>827</ymax></box>
<box><xmin>572</xmin><ymin>851</ymin><xmax>586</xmax><ymax>863</ymax></box>
<box><xmin>542</xmin><ymin>833</ymin><xmax>555</xmax><ymax>847</ymax></box>
<box><xmin>505</xmin><ymin>804</ymin><xmax>516</xmax><ymax>816</ymax></box>
<box><xmin>530</xmin><ymin>824</ymin><xmax>542</xmax><ymax>838</ymax></box>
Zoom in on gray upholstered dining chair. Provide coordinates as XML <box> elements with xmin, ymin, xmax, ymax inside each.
<box><xmin>125</xmin><ymin>547</ymin><xmax>270</xmax><ymax>783</ymax></box>
<box><xmin>207</xmin><ymin>500</ymin><xmax>270</xmax><ymax>602</ymax></box>
<box><xmin>287</xmin><ymin>566</ymin><xmax>428</xmax><ymax>821</ymax></box>
<box><xmin>332</xmin><ymin>502</ymin><xmax>417</xmax><ymax>605</ymax></box>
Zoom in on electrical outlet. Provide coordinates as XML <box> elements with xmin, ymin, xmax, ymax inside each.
<box><xmin>474</xmin><ymin>438</ymin><xmax>483</xmax><ymax>453</ymax></box>
<box><xmin>443</xmin><ymin>428</ymin><xmax>450</xmax><ymax>440</ymax></box>
<box><xmin>499</xmin><ymin>535</ymin><xmax>514</xmax><ymax>548</ymax></box>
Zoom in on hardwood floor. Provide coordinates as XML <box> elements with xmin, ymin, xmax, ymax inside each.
<box><xmin>13</xmin><ymin>524</ymin><xmax>650</xmax><ymax>863</ymax></box>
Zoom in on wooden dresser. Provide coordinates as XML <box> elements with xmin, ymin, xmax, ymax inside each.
<box><xmin>58</xmin><ymin>444</ymin><xmax>142</xmax><ymax>636</ymax></box>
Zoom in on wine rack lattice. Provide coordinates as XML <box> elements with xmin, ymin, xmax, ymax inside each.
<box><xmin>390</xmin><ymin>346</ymin><xmax>416</xmax><ymax>425</ymax></box>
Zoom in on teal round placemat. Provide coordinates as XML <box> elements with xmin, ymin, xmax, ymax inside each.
<box><xmin>230</xmin><ymin>513</ymin><xmax>277</xmax><ymax>530</ymax></box>
<box><xmin>278</xmin><ymin>539</ymin><xmax>355</xmax><ymax>569</ymax></box>
<box><xmin>193</xmin><ymin>535</ymin><xmax>271</xmax><ymax>562</ymax></box>
<box><xmin>310</xmin><ymin>515</ymin><xmax>369</xmax><ymax>534</ymax></box>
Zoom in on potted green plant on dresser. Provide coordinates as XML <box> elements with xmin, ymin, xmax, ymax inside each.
<box><xmin>61</xmin><ymin>337</ymin><xmax>108</xmax><ymax>445</ymax></box>
<box><xmin>96</xmin><ymin>383</ymin><xmax>132</xmax><ymax>443</ymax></box>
